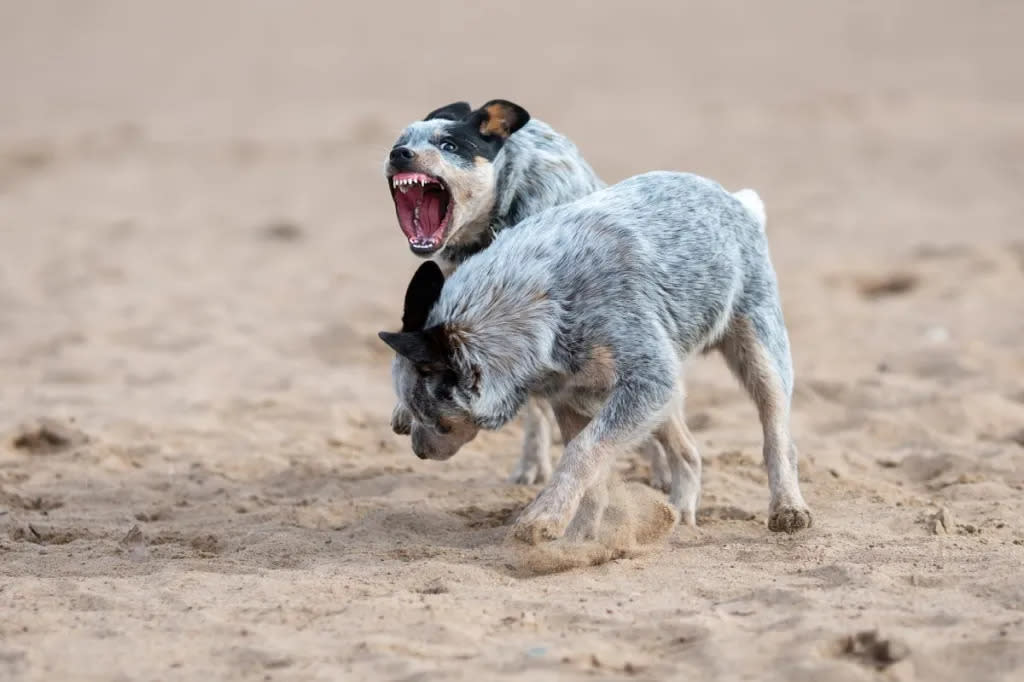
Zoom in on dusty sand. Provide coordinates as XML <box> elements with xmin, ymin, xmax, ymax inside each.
<box><xmin>2</xmin><ymin>1</ymin><xmax>1023</xmax><ymax>680</ymax></box>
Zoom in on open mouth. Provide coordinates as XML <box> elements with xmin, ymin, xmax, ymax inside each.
<box><xmin>389</xmin><ymin>172</ymin><xmax>452</xmax><ymax>254</ymax></box>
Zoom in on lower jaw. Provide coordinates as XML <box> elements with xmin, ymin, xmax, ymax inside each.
<box><xmin>408</xmin><ymin>237</ymin><xmax>442</xmax><ymax>255</ymax></box>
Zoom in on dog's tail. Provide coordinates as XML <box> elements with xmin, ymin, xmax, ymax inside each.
<box><xmin>732</xmin><ymin>189</ymin><xmax>766</xmax><ymax>231</ymax></box>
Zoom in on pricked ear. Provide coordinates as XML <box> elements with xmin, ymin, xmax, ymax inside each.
<box><xmin>424</xmin><ymin>101</ymin><xmax>472</xmax><ymax>121</ymax></box>
<box><xmin>401</xmin><ymin>261</ymin><xmax>445</xmax><ymax>332</ymax></box>
<box><xmin>378</xmin><ymin>329</ymin><xmax>447</xmax><ymax>366</ymax></box>
<box><xmin>470</xmin><ymin>100</ymin><xmax>530</xmax><ymax>139</ymax></box>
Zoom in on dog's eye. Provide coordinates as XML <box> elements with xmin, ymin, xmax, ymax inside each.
<box><xmin>438</xmin><ymin>139</ymin><xmax>458</xmax><ymax>153</ymax></box>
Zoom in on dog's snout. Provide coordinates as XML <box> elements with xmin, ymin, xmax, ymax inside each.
<box><xmin>390</xmin><ymin>146</ymin><xmax>415</xmax><ymax>163</ymax></box>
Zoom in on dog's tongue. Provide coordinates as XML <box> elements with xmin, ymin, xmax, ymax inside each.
<box><xmin>394</xmin><ymin>184</ymin><xmax>445</xmax><ymax>249</ymax></box>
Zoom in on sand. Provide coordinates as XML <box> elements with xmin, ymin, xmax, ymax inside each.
<box><xmin>1</xmin><ymin>1</ymin><xmax>1023</xmax><ymax>680</ymax></box>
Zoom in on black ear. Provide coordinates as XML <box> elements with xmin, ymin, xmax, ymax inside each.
<box><xmin>401</xmin><ymin>261</ymin><xmax>445</xmax><ymax>332</ymax></box>
<box><xmin>378</xmin><ymin>327</ymin><xmax>448</xmax><ymax>366</ymax></box>
<box><xmin>468</xmin><ymin>100</ymin><xmax>530</xmax><ymax>139</ymax></box>
<box><xmin>424</xmin><ymin>101</ymin><xmax>472</xmax><ymax>121</ymax></box>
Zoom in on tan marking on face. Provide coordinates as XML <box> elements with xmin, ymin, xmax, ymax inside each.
<box><xmin>440</xmin><ymin>158</ymin><xmax>496</xmax><ymax>250</ymax></box>
<box><xmin>410</xmin><ymin>393</ymin><xmax>481</xmax><ymax>458</ymax></box>
<box><xmin>433</xmin><ymin>414</ymin><xmax>479</xmax><ymax>451</ymax></box>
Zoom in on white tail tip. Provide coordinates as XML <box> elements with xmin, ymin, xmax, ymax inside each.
<box><xmin>732</xmin><ymin>189</ymin><xmax>766</xmax><ymax>231</ymax></box>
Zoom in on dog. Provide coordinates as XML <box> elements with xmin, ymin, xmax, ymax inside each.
<box><xmin>379</xmin><ymin>171</ymin><xmax>813</xmax><ymax>541</ymax></box>
<box><xmin>383</xmin><ymin>100</ymin><xmax>675</xmax><ymax>489</ymax></box>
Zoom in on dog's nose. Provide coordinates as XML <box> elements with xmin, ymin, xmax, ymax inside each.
<box><xmin>390</xmin><ymin>146</ymin><xmax>415</xmax><ymax>163</ymax></box>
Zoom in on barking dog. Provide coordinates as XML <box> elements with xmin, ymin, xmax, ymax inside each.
<box><xmin>384</xmin><ymin>100</ymin><xmax>602</xmax><ymax>268</ymax></box>
<box><xmin>384</xmin><ymin>100</ymin><xmax>653</xmax><ymax>487</ymax></box>
<box><xmin>380</xmin><ymin>171</ymin><xmax>813</xmax><ymax>541</ymax></box>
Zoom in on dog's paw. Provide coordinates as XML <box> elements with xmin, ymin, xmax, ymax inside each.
<box><xmin>511</xmin><ymin>515</ymin><xmax>567</xmax><ymax>544</ymax></box>
<box><xmin>669</xmin><ymin>483</ymin><xmax>700</xmax><ymax>528</ymax></box>
<box><xmin>511</xmin><ymin>498</ymin><xmax>570</xmax><ymax>544</ymax></box>
<box><xmin>391</xmin><ymin>404</ymin><xmax>412</xmax><ymax>435</ymax></box>
<box><xmin>768</xmin><ymin>504</ymin><xmax>813</xmax><ymax>533</ymax></box>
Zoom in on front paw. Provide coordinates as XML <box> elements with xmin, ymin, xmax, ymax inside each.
<box><xmin>511</xmin><ymin>497</ymin><xmax>571</xmax><ymax>544</ymax></box>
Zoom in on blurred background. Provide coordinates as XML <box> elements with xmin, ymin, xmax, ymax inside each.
<box><xmin>1</xmin><ymin>2</ymin><xmax>1022</xmax><ymax>680</ymax></box>
<box><xmin>2</xmin><ymin>0</ymin><xmax>1020</xmax><ymax>434</ymax></box>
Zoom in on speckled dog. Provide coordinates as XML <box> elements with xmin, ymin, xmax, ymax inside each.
<box><xmin>380</xmin><ymin>171</ymin><xmax>812</xmax><ymax>542</ymax></box>
<box><xmin>384</xmin><ymin>100</ymin><xmax>674</xmax><ymax>489</ymax></box>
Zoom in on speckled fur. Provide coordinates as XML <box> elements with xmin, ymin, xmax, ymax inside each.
<box><xmin>385</xmin><ymin>172</ymin><xmax>812</xmax><ymax>542</ymax></box>
<box><xmin>386</xmin><ymin>106</ymin><xmax>613</xmax><ymax>485</ymax></box>
<box><xmin>387</xmin><ymin>117</ymin><xmax>604</xmax><ymax>268</ymax></box>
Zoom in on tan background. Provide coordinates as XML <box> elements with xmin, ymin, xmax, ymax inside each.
<box><xmin>1</xmin><ymin>1</ymin><xmax>1023</xmax><ymax>680</ymax></box>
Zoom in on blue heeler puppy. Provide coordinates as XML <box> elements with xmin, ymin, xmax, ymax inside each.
<box><xmin>379</xmin><ymin>171</ymin><xmax>812</xmax><ymax>541</ymax></box>
<box><xmin>384</xmin><ymin>100</ymin><xmax>677</xmax><ymax>489</ymax></box>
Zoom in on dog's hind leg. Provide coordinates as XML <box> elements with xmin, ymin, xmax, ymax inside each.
<box><xmin>538</xmin><ymin>398</ymin><xmax>559</xmax><ymax>445</ymax></box>
<box><xmin>508</xmin><ymin>396</ymin><xmax>554</xmax><ymax>485</ymax></box>
<box><xmin>641</xmin><ymin>437</ymin><xmax>672</xmax><ymax>493</ymax></box>
<box><xmin>718</xmin><ymin>310</ymin><xmax>812</xmax><ymax>533</ymax></box>
<box><xmin>655</xmin><ymin>405</ymin><xmax>702</xmax><ymax>527</ymax></box>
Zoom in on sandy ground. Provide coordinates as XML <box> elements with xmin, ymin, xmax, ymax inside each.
<box><xmin>2</xmin><ymin>1</ymin><xmax>1023</xmax><ymax>680</ymax></box>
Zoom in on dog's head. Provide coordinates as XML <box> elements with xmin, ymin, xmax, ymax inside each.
<box><xmin>384</xmin><ymin>100</ymin><xmax>530</xmax><ymax>256</ymax></box>
<box><xmin>379</xmin><ymin>261</ymin><xmax>483</xmax><ymax>460</ymax></box>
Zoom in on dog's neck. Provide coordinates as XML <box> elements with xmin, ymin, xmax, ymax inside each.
<box><xmin>436</xmin><ymin>214</ymin><xmax>496</xmax><ymax>268</ymax></box>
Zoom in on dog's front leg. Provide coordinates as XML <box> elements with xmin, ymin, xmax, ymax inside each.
<box><xmin>563</xmin><ymin>464</ymin><xmax>611</xmax><ymax>542</ymax></box>
<box><xmin>508</xmin><ymin>397</ymin><xmax>553</xmax><ymax>485</ymax></box>
<box><xmin>512</xmin><ymin>405</ymin><xmax>594</xmax><ymax>543</ymax></box>
<box><xmin>511</xmin><ymin>375</ymin><xmax>672</xmax><ymax>544</ymax></box>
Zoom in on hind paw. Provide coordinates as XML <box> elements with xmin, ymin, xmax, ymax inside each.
<box><xmin>768</xmin><ymin>505</ymin><xmax>813</xmax><ymax>533</ymax></box>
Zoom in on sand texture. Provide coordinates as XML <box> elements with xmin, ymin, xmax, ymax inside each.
<box><xmin>2</xmin><ymin>1</ymin><xmax>1023</xmax><ymax>680</ymax></box>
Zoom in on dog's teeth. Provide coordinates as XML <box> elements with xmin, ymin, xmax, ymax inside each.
<box><xmin>399</xmin><ymin>185</ymin><xmax>409</xmax><ymax>194</ymax></box>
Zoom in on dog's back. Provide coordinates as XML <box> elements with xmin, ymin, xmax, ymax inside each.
<box><xmin>433</xmin><ymin>171</ymin><xmax>773</xmax><ymax>361</ymax></box>
<box><xmin>388</xmin><ymin>170</ymin><xmax>811</xmax><ymax>536</ymax></box>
